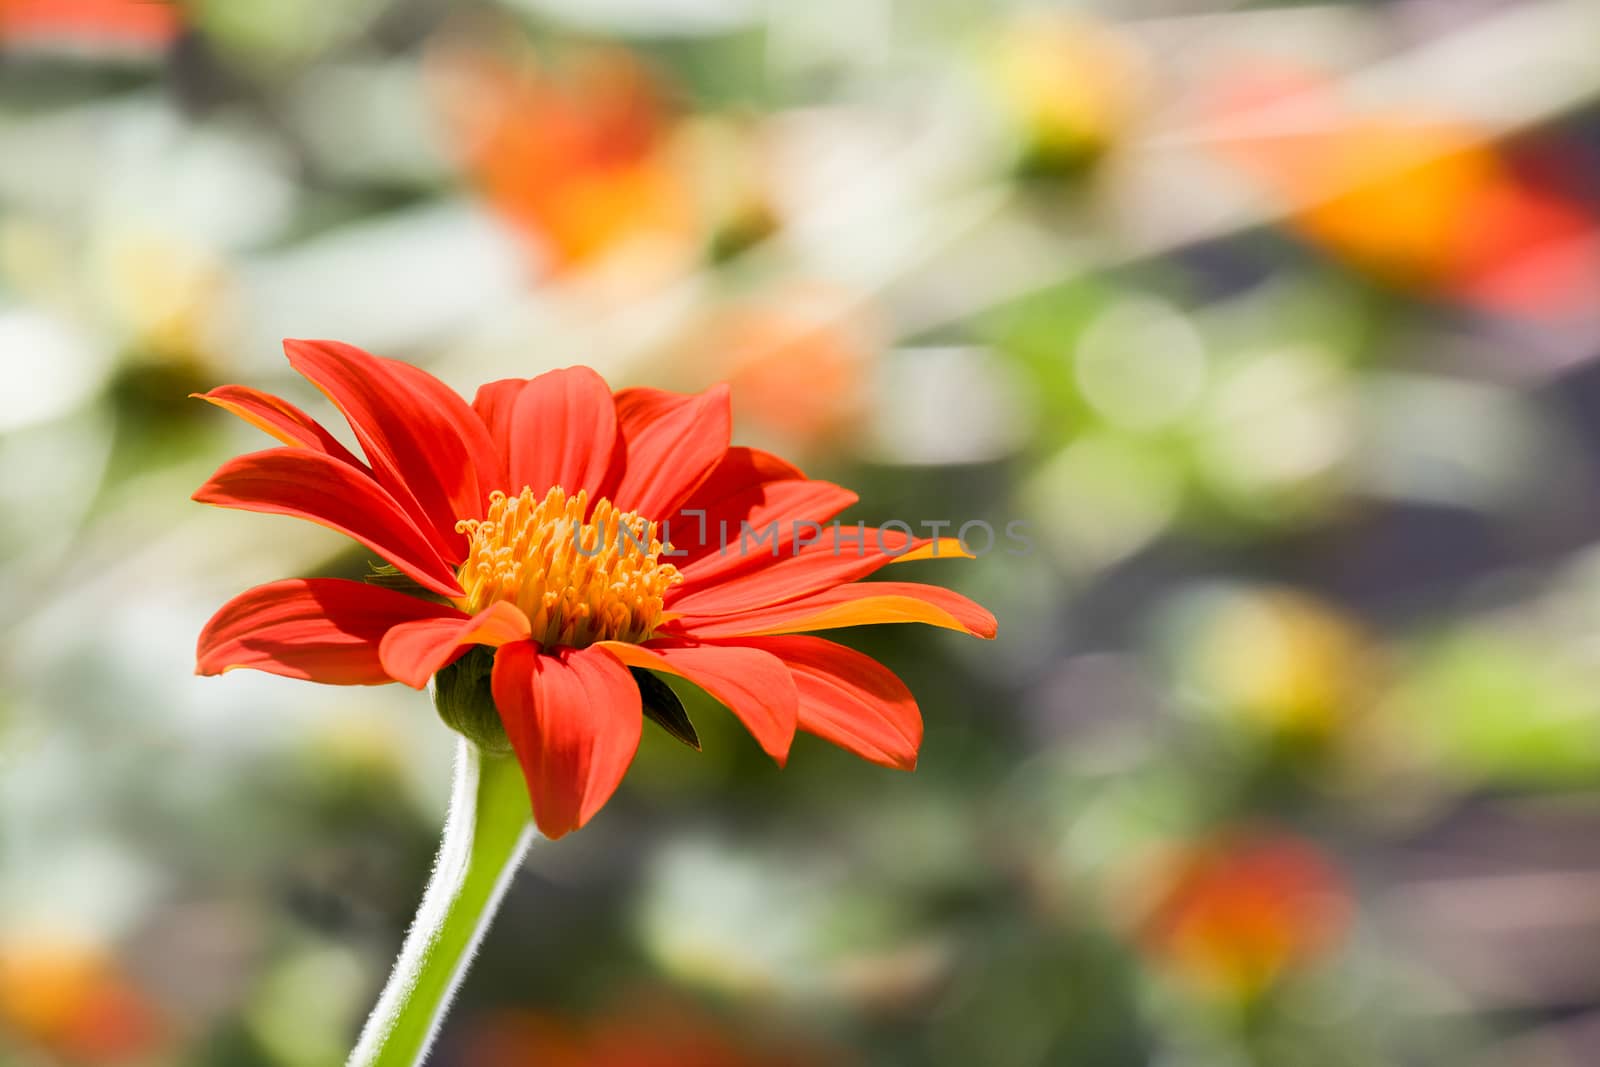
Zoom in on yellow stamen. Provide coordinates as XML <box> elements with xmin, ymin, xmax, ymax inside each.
<box><xmin>454</xmin><ymin>486</ymin><xmax>682</xmax><ymax>647</ymax></box>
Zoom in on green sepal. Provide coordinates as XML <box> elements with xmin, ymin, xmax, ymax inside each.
<box><xmin>433</xmin><ymin>646</ymin><xmax>511</xmax><ymax>754</ymax></box>
<box><xmin>364</xmin><ymin>562</ymin><xmax>449</xmax><ymax>604</ymax></box>
<box><xmin>632</xmin><ymin>668</ymin><xmax>700</xmax><ymax>751</ymax></box>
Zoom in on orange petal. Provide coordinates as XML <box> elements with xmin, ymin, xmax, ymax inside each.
<box><xmin>723</xmin><ymin>635</ymin><xmax>922</xmax><ymax>770</ymax></box>
<box><xmin>672</xmin><ymin>480</ymin><xmax>859</xmax><ymax>586</ymax></box>
<box><xmin>679</xmin><ymin>581</ymin><xmax>997</xmax><ymax>639</ymax></box>
<box><xmin>679</xmin><ymin>446</ymin><xmax>805</xmax><ymax>506</ymax></box>
<box><xmin>471</xmin><ymin>376</ymin><xmax>529</xmax><ymax>463</ymax></box>
<box><xmin>197</xmin><ymin>579</ymin><xmax>459</xmax><ymax>685</ymax></box>
<box><xmin>193</xmin><ymin>447</ymin><xmax>464</xmax><ymax>598</ymax></box>
<box><xmin>490</xmin><ymin>643</ymin><xmax>642</xmax><ymax>838</ymax></box>
<box><xmin>594</xmin><ymin>638</ymin><xmax>797</xmax><ymax>763</ymax></box>
<box><xmin>504</xmin><ymin>366</ymin><xmax>621</xmax><ymax>500</ymax></box>
<box><xmin>378</xmin><ymin>601</ymin><xmax>531</xmax><ymax>689</ymax></box>
<box><xmin>667</xmin><ymin>530</ymin><xmax>968</xmax><ymax>615</ymax></box>
<box><xmin>192</xmin><ymin>385</ymin><xmax>365</xmax><ymax>467</ymax></box>
<box><xmin>284</xmin><ymin>338</ymin><xmax>502</xmax><ymax>555</ymax></box>
<box><xmin>894</xmin><ymin>538</ymin><xmax>971</xmax><ymax>563</ymax></box>
<box><xmin>611</xmin><ymin>384</ymin><xmax>732</xmax><ymax>519</ymax></box>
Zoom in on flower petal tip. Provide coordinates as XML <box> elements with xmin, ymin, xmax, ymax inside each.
<box><xmin>894</xmin><ymin>537</ymin><xmax>975</xmax><ymax>563</ymax></box>
<box><xmin>195</xmin><ymin>661</ymin><xmax>241</xmax><ymax>677</ymax></box>
<box><xmin>534</xmin><ymin>814</ymin><xmax>585</xmax><ymax>840</ymax></box>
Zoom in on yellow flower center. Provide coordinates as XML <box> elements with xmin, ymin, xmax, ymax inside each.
<box><xmin>454</xmin><ymin>486</ymin><xmax>681</xmax><ymax>647</ymax></box>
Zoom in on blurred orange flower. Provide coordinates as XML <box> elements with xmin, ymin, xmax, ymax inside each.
<box><xmin>461</xmin><ymin>1001</ymin><xmax>828</xmax><ymax>1067</ymax></box>
<box><xmin>430</xmin><ymin>39</ymin><xmax>696</xmax><ymax>275</ymax></box>
<box><xmin>0</xmin><ymin>940</ymin><xmax>169</xmax><ymax>1064</ymax></box>
<box><xmin>1134</xmin><ymin>828</ymin><xmax>1350</xmax><ymax>999</ymax></box>
<box><xmin>0</xmin><ymin>0</ymin><xmax>181</xmax><ymax>48</ymax></box>
<box><xmin>1210</xmin><ymin>64</ymin><xmax>1600</xmax><ymax>323</ymax></box>
<box><xmin>697</xmin><ymin>284</ymin><xmax>876</xmax><ymax>453</ymax></box>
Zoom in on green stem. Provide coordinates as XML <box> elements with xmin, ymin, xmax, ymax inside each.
<box><xmin>348</xmin><ymin>739</ymin><xmax>533</xmax><ymax>1067</ymax></box>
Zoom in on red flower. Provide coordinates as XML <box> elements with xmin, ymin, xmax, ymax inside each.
<box><xmin>461</xmin><ymin>998</ymin><xmax>830</xmax><ymax>1067</ymax></box>
<box><xmin>1135</xmin><ymin>829</ymin><xmax>1350</xmax><ymax>998</ymax></box>
<box><xmin>0</xmin><ymin>0</ymin><xmax>183</xmax><ymax>49</ymax></box>
<box><xmin>1203</xmin><ymin>64</ymin><xmax>1600</xmax><ymax>325</ymax></box>
<box><xmin>0</xmin><ymin>939</ymin><xmax>171</xmax><ymax>1064</ymax></box>
<box><xmin>429</xmin><ymin>43</ymin><xmax>694</xmax><ymax>273</ymax></box>
<box><xmin>193</xmin><ymin>341</ymin><xmax>995</xmax><ymax>838</ymax></box>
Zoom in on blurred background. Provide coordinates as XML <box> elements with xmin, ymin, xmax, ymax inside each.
<box><xmin>3</xmin><ymin>0</ymin><xmax>1600</xmax><ymax>1064</ymax></box>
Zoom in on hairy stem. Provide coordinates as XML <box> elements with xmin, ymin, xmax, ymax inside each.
<box><xmin>348</xmin><ymin>739</ymin><xmax>533</xmax><ymax>1067</ymax></box>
